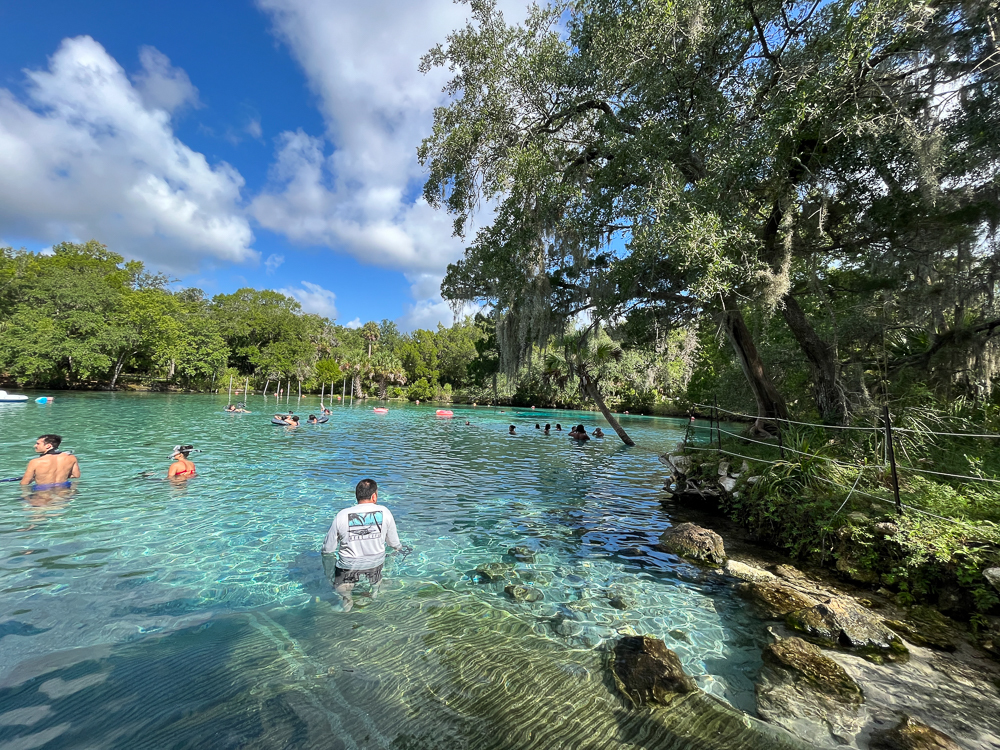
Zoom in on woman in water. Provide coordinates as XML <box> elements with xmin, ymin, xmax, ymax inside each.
<box><xmin>592</xmin><ymin>427</ymin><xmax>605</xmax><ymax>438</ymax></box>
<box><xmin>168</xmin><ymin>446</ymin><xmax>197</xmax><ymax>479</ymax></box>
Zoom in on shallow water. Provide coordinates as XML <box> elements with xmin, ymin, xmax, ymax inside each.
<box><xmin>0</xmin><ymin>394</ymin><xmax>773</xmax><ymax>748</ymax></box>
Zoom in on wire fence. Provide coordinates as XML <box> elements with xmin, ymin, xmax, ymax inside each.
<box><xmin>678</xmin><ymin>402</ymin><xmax>1000</xmax><ymax>526</ymax></box>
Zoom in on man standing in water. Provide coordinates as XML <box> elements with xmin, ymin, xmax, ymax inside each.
<box><xmin>321</xmin><ymin>479</ymin><xmax>409</xmax><ymax>611</ymax></box>
<box><xmin>20</xmin><ymin>435</ymin><xmax>80</xmax><ymax>488</ymax></box>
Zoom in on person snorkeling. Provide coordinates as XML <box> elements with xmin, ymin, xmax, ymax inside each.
<box><xmin>168</xmin><ymin>445</ymin><xmax>199</xmax><ymax>479</ymax></box>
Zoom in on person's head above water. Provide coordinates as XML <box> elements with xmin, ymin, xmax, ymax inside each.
<box><xmin>509</xmin><ymin>425</ymin><xmax>516</xmax><ymax>433</ymax></box>
<box><xmin>308</xmin><ymin>414</ymin><xmax>317</xmax><ymax>421</ymax></box>
<box><xmin>555</xmin><ymin>424</ymin><xmax>562</xmax><ymax>430</ymax></box>
<box><xmin>356</xmin><ymin>478</ymin><xmax>378</xmax><ymax>503</ymax></box>
<box><xmin>544</xmin><ymin>423</ymin><xmax>550</xmax><ymax>430</ymax></box>
<box><xmin>535</xmin><ymin>423</ymin><xmax>540</xmax><ymax>429</ymax></box>
<box><xmin>35</xmin><ymin>434</ymin><xmax>62</xmax><ymax>454</ymax></box>
<box><xmin>171</xmin><ymin>445</ymin><xmax>195</xmax><ymax>459</ymax></box>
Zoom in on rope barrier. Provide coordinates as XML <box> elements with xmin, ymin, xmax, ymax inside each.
<box><xmin>692</xmin><ymin>403</ymin><xmax>881</xmax><ymax>431</ymax></box>
<box><xmin>892</xmin><ymin>428</ymin><xmax>1000</xmax><ymax>439</ymax></box>
<box><xmin>895</xmin><ymin>464</ymin><xmax>1000</xmax><ymax>485</ymax></box>
<box><xmin>691</xmin><ymin>424</ymin><xmax>866</xmax><ymax>469</ymax></box>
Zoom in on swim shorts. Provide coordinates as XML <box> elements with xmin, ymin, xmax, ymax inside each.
<box><xmin>332</xmin><ymin>564</ymin><xmax>383</xmax><ymax>588</ymax></box>
<box><xmin>32</xmin><ymin>482</ymin><xmax>71</xmax><ymax>491</ymax></box>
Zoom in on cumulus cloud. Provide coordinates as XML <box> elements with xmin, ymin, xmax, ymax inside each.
<box><xmin>344</xmin><ymin>317</ymin><xmax>361</xmax><ymax>329</ymax></box>
<box><xmin>252</xmin><ymin>0</ymin><xmax>524</xmax><ymax>284</ymax></box>
<box><xmin>264</xmin><ymin>253</ymin><xmax>284</xmax><ymax>274</ymax></box>
<box><xmin>275</xmin><ymin>280</ymin><xmax>338</xmax><ymax>319</ymax></box>
<box><xmin>0</xmin><ymin>36</ymin><xmax>254</xmax><ymax>271</ymax></box>
<box><xmin>132</xmin><ymin>46</ymin><xmax>200</xmax><ymax>114</ymax></box>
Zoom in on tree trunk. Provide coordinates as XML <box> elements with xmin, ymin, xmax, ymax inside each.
<box><xmin>353</xmin><ymin>373</ymin><xmax>362</xmax><ymax>398</ymax></box>
<box><xmin>581</xmin><ymin>374</ymin><xmax>635</xmax><ymax>446</ymax></box>
<box><xmin>110</xmin><ymin>354</ymin><xmax>127</xmax><ymax>390</ymax></box>
<box><xmin>781</xmin><ymin>293</ymin><xmax>847</xmax><ymax>423</ymax></box>
<box><xmin>719</xmin><ymin>298</ymin><xmax>788</xmax><ymax>432</ymax></box>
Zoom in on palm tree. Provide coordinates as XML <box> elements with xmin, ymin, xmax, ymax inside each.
<box><xmin>544</xmin><ymin>331</ymin><xmax>635</xmax><ymax>446</ymax></box>
<box><xmin>360</xmin><ymin>321</ymin><xmax>381</xmax><ymax>357</ymax></box>
<box><xmin>369</xmin><ymin>351</ymin><xmax>407</xmax><ymax>399</ymax></box>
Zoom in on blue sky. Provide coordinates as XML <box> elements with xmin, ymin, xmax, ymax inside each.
<box><xmin>0</xmin><ymin>1</ymin><xmax>522</xmax><ymax>329</ymax></box>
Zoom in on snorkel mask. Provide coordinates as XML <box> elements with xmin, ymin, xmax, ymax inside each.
<box><xmin>170</xmin><ymin>445</ymin><xmax>201</xmax><ymax>459</ymax></box>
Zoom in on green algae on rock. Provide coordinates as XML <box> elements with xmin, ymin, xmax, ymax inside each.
<box><xmin>869</xmin><ymin>715</ymin><xmax>962</xmax><ymax>750</ymax></box>
<box><xmin>474</xmin><ymin>562</ymin><xmax>514</xmax><ymax>582</ymax></box>
<box><xmin>785</xmin><ymin>598</ymin><xmax>908</xmax><ymax>662</ymax></box>
<box><xmin>611</xmin><ymin>635</ymin><xmax>700</xmax><ymax>706</ymax></box>
<box><xmin>504</xmin><ymin>584</ymin><xmax>543</xmax><ymax>602</ymax></box>
<box><xmin>762</xmin><ymin>637</ymin><xmax>863</xmax><ymax>706</ymax></box>
<box><xmin>737</xmin><ymin>581</ymin><xmax>819</xmax><ymax>618</ymax></box>
<box><xmin>657</xmin><ymin>523</ymin><xmax>727</xmax><ymax>567</ymax></box>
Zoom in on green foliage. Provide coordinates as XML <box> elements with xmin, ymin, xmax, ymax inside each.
<box><xmin>407</xmin><ymin>378</ymin><xmax>434</xmax><ymax>401</ymax></box>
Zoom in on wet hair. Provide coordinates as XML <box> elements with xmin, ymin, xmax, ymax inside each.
<box><xmin>556</xmin><ymin>424</ymin><xmax>562</xmax><ymax>430</ymax></box>
<box><xmin>38</xmin><ymin>434</ymin><xmax>62</xmax><ymax>449</ymax></box>
<box><xmin>309</xmin><ymin>414</ymin><xmax>316</xmax><ymax>419</ymax></box>
<box><xmin>356</xmin><ymin>478</ymin><xmax>378</xmax><ymax>501</ymax></box>
<box><xmin>535</xmin><ymin>423</ymin><xmax>540</xmax><ymax>429</ymax></box>
<box><xmin>291</xmin><ymin>415</ymin><xmax>300</xmax><ymax>422</ymax></box>
<box><xmin>578</xmin><ymin>425</ymin><xmax>585</xmax><ymax>432</ymax></box>
<box><xmin>544</xmin><ymin>424</ymin><xmax>550</xmax><ymax>430</ymax></box>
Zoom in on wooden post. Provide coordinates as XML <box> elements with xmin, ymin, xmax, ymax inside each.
<box><xmin>228</xmin><ymin>374</ymin><xmax>233</xmax><ymax>405</ymax></box>
<box><xmin>263</xmin><ymin>379</ymin><xmax>269</xmax><ymax>398</ymax></box>
<box><xmin>883</xmin><ymin>405</ymin><xmax>902</xmax><ymax>515</ymax></box>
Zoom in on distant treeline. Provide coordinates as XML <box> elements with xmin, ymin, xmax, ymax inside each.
<box><xmin>0</xmin><ymin>241</ymin><xmax>698</xmax><ymax>412</ymax></box>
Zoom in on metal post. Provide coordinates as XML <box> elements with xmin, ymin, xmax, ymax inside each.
<box><xmin>883</xmin><ymin>405</ymin><xmax>902</xmax><ymax>515</ymax></box>
<box><xmin>228</xmin><ymin>374</ymin><xmax>233</xmax><ymax>405</ymax></box>
<box><xmin>776</xmin><ymin>422</ymin><xmax>785</xmax><ymax>459</ymax></box>
<box><xmin>320</xmin><ymin>383</ymin><xmax>324</xmax><ymax>408</ymax></box>
<box><xmin>244</xmin><ymin>378</ymin><xmax>249</xmax><ymax>404</ymax></box>
<box><xmin>263</xmin><ymin>379</ymin><xmax>269</xmax><ymax>398</ymax></box>
<box><xmin>298</xmin><ymin>380</ymin><xmax>302</xmax><ymax>401</ymax></box>
<box><xmin>341</xmin><ymin>377</ymin><xmax>345</xmax><ymax>404</ymax></box>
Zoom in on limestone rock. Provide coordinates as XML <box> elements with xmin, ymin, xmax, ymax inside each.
<box><xmin>663</xmin><ymin>454</ymin><xmax>692</xmax><ymax>475</ymax></box>
<box><xmin>756</xmin><ymin>638</ymin><xmax>866</xmax><ymax>746</ymax></box>
<box><xmin>738</xmin><ymin>581</ymin><xmax>819</xmax><ymax>618</ymax></box>
<box><xmin>726</xmin><ymin>560</ymin><xmax>777</xmax><ymax>583</ymax></box>
<box><xmin>869</xmin><ymin>716</ymin><xmax>962</xmax><ymax>750</ymax></box>
<box><xmin>762</xmin><ymin>638</ymin><xmax>863</xmax><ymax>705</ymax></box>
<box><xmin>719</xmin><ymin>476</ymin><xmax>737</xmax><ymax>492</ymax></box>
<box><xmin>610</xmin><ymin>635</ymin><xmax>697</xmax><ymax>707</ymax></box>
<box><xmin>504</xmin><ymin>584</ymin><xmax>543</xmax><ymax>603</ymax></box>
<box><xmin>984</xmin><ymin>567</ymin><xmax>1000</xmax><ymax>594</ymax></box>
<box><xmin>874</xmin><ymin>522</ymin><xmax>899</xmax><ymax>538</ymax></box>
<box><xmin>718</xmin><ymin>460</ymin><xmax>730</xmax><ymax>476</ymax></box>
<box><xmin>475</xmin><ymin>562</ymin><xmax>514</xmax><ymax>582</ymax></box>
<box><xmin>656</xmin><ymin>523</ymin><xmax>726</xmax><ymax>566</ymax></box>
<box><xmin>774</xmin><ymin>564</ymin><xmax>807</xmax><ymax>581</ymax></box>
<box><xmin>507</xmin><ymin>546</ymin><xmax>536</xmax><ymax>563</ymax></box>
<box><xmin>605</xmin><ymin>588</ymin><xmax>636</xmax><ymax>610</ymax></box>
<box><xmin>518</xmin><ymin>569</ymin><xmax>553</xmax><ymax>585</ymax></box>
<box><xmin>883</xmin><ymin>606</ymin><xmax>959</xmax><ymax>652</ymax></box>
<box><xmin>786</xmin><ymin>598</ymin><xmax>908</xmax><ymax>661</ymax></box>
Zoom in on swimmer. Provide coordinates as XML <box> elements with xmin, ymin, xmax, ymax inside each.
<box><xmin>168</xmin><ymin>445</ymin><xmax>198</xmax><ymax>479</ymax></box>
<box><xmin>465</xmin><ymin>420</ymin><xmax>471</xmax><ymax>425</ymax></box>
<box><xmin>509</xmin><ymin>425</ymin><xmax>516</xmax><ymax>435</ymax></box>
<box><xmin>225</xmin><ymin>404</ymin><xmax>237</xmax><ymax>412</ymax></box>
<box><xmin>555</xmin><ymin>424</ymin><xmax>562</xmax><ymax>431</ymax></box>
<box><xmin>322</xmin><ymin>408</ymin><xmax>332</xmax><ymax>415</ymax></box>
<box><xmin>288</xmin><ymin>415</ymin><xmax>300</xmax><ymax>427</ymax></box>
<box><xmin>20</xmin><ymin>434</ymin><xmax>80</xmax><ymax>489</ymax></box>
<box><xmin>308</xmin><ymin>414</ymin><xmax>319</xmax><ymax>424</ymax></box>
<box><xmin>592</xmin><ymin>427</ymin><xmax>605</xmax><ymax>438</ymax></box>
<box><xmin>544</xmin><ymin>423</ymin><xmax>551</xmax><ymax>434</ymax></box>
<box><xmin>572</xmin><ymin>424</ymin><xmax>590</xmax><ymax>442</ymax></box>
<box><xmin>535</xmin><ymin>423</ymin><xmax>540</xmax><ymax>430</ymax></box>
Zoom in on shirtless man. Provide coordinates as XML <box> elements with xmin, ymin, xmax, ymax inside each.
<box><xmin>21</xmin><ymin>435</ymin><xmax>80</xmax><ymax>489</ymax></box>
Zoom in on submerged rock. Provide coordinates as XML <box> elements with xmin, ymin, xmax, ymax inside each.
<box><xmin>475</xmin><ymin>562</ymin><xmax>514</xmax><ymax>582</ymax></box>
<box><xmin>786</xmin><ymin>598</ymin><xmax>908</xmax><ymax>661</ymax></box>
<box><xmin>507</xmin><ymin>546</ymin><xmax>536</xmax><ymax>563</ymax></box>
<box><xmin>726</xmin><ymin>560</ymin><xmax>777</xmax><ymax>583</ymax></box>
<box><xmin>756</xmin><ymin>637</ymin><xmax>865</xmax><ymax>746</ymax></box>
<box><xmin>656</xmin><ymin>523</ymin><xmax>726</xmax><ymax>566</ymax></box>
<box><xmin>605</xmin><ymin>586</ymin><xmax>637</xmax><ymax>610</ymax></box>
<box><xmin>869</xmin><ymin>716</ymin><xmax>962</xmax><ymax>750</ymax></box>
<box><xmin>763</xmin><ymin>637</ymin><xmax>863</xmax><ymax>705</ymax></box>
<box><xmin>738</xmin><ymin>581</ymin><xmax>819</xmax><ymax>618</ymax></box>
<box><xmin>504</xmin><ymin>584</ymin><xmax>543</xmax><ymax>603</ymax></box>
<box><xmin>518</xmin><ymin>569</ymin><xmax>553</xmax><ymax>585</ymax></box>
<box><xmin>611</xmin><ymin>635</ymin><xmax>697</xmax><ymax>706</ymax></box>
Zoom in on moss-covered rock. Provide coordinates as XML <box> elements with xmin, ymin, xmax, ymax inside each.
<box><xmin>762</xmin><ymin>637</ymin><xmax>863</xmax><ymax>706</ymax></box>
<box><xmin>611</xmin><ymin>635</ymin><xmax>697</xmax><ymax>706</ymax></box>
<box><xmin>504</xmin><ymin>584</ymin><xmax>543</xmax><ymax>602</ymax></box>
<box><xmin>869</xmin><ymin>716</ymin><xmax>962</xmax><ymax>750</ymax></box>
<box><xmin>737</xmin><ymin>581</ymin><xmax>819</xmax><ymax>618</ymax></box>
<box><xmin>657</xmin><ymin>523</ymin><xmax>726</xmax><ymax>566</ymax></box>
<box><xmin>884</xmin><ymin>606</ymin><xmax>960</xmax><ymax>652</ymax></box>
<box><xmin>785</xmin><ymin>598</ymin><xmax>908</xmax><ymax>662</ymax></box>
<box><xmin>474</xmin><ymin>562</ymin><xmax>514</xmax><ymax>582</ymax></box>
<box><xmin>726</xmin><ymin>560</ymin><xmax>777</xmax><ymax>582</ymax></box>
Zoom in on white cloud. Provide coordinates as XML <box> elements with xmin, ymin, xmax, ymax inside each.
<box><xmin>275</xmin><ymin>280</ymin><xmax>338</xmax><ymax>319</ymax></box>
<box><xmin>344</xmin><ymin>317</ymin><xmax>361</xmax><ymax>329</ymax></box>
<box><xmin>246</xmin><ymin>117</ymin><xmax>263</xmax><ymax>140</ymax></box>
<box><xmin>132</xmin><ymin>46</ymin><xmax>200</xmax><ymax>114</ymax></box>
<box><xmin>396</xmin><ymin>298</ymin><xmax>456</xmax><ymax>332</ymax></box>
<box><xmin>252</xmin><ymin>0</ymin><xmax>524</xmax><ymax>283</ymax></box>
<box><xmin>264</xmin><ymin>253</ymin><xmax>284</xmax><ymax>274</ymax></box>
<box><xmin>0</xmin><ymin>36</ymin><xmax>255</xmax><ymax>272</ymax></box>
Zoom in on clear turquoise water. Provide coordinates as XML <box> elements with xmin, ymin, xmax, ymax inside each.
<box><xmin>0</xmin><ymin>393</ymin><xmax>771</xmax><ymax>749</ymax></box>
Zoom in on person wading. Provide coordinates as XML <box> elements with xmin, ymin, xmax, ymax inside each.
<box><xmin>321</xmin><ymin>479</ymin><xmax>410</xmax><ymax>611</ymax></box>
<box><xmin>20</xmin><ymin>434</ymin><xmax>80</xmax><ymax>489</ymax></box>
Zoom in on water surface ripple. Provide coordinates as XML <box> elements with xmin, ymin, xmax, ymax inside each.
<box><xmin>0</xmin><ymin>394</ymin><xmax>769</xmax><ymax>748</ymax></box>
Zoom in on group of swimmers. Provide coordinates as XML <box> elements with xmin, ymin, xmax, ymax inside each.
<box><xmin>507</xmin><ymin>422</ymin><xmax>605</xmax><ymax>439</ymax></box>
<box><xmin>272</xmin><ymin>407</ymin><xmax>332</xmax><ymax>426</ymax></box>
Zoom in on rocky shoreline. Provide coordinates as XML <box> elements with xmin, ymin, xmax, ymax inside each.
<box><xmin>646</xmin><ymin>453</ymin><xmax>1000</xmax><ymax>749</ymax></box>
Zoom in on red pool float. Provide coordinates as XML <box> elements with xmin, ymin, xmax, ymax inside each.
<box><xmin>373</xmin><ymin>407</ymin><xmax>389</xmax><ymax>414</ymax></box>
<box><xmin>435</xmin><ymin>409</ymin><xmax>454</xmax><ymax>417</ymax></box>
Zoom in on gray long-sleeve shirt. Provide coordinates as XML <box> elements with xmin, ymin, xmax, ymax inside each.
<box><xmin>321</xmin><ymin>502</ymin><xmax>401</xmax><ymax>570</ymax></box>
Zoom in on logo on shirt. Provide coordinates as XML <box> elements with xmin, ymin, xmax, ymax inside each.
<box><xmin>347</xmin><ymin>511</ymin><xmax>383</xmax><ymax>540</ymax></box>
